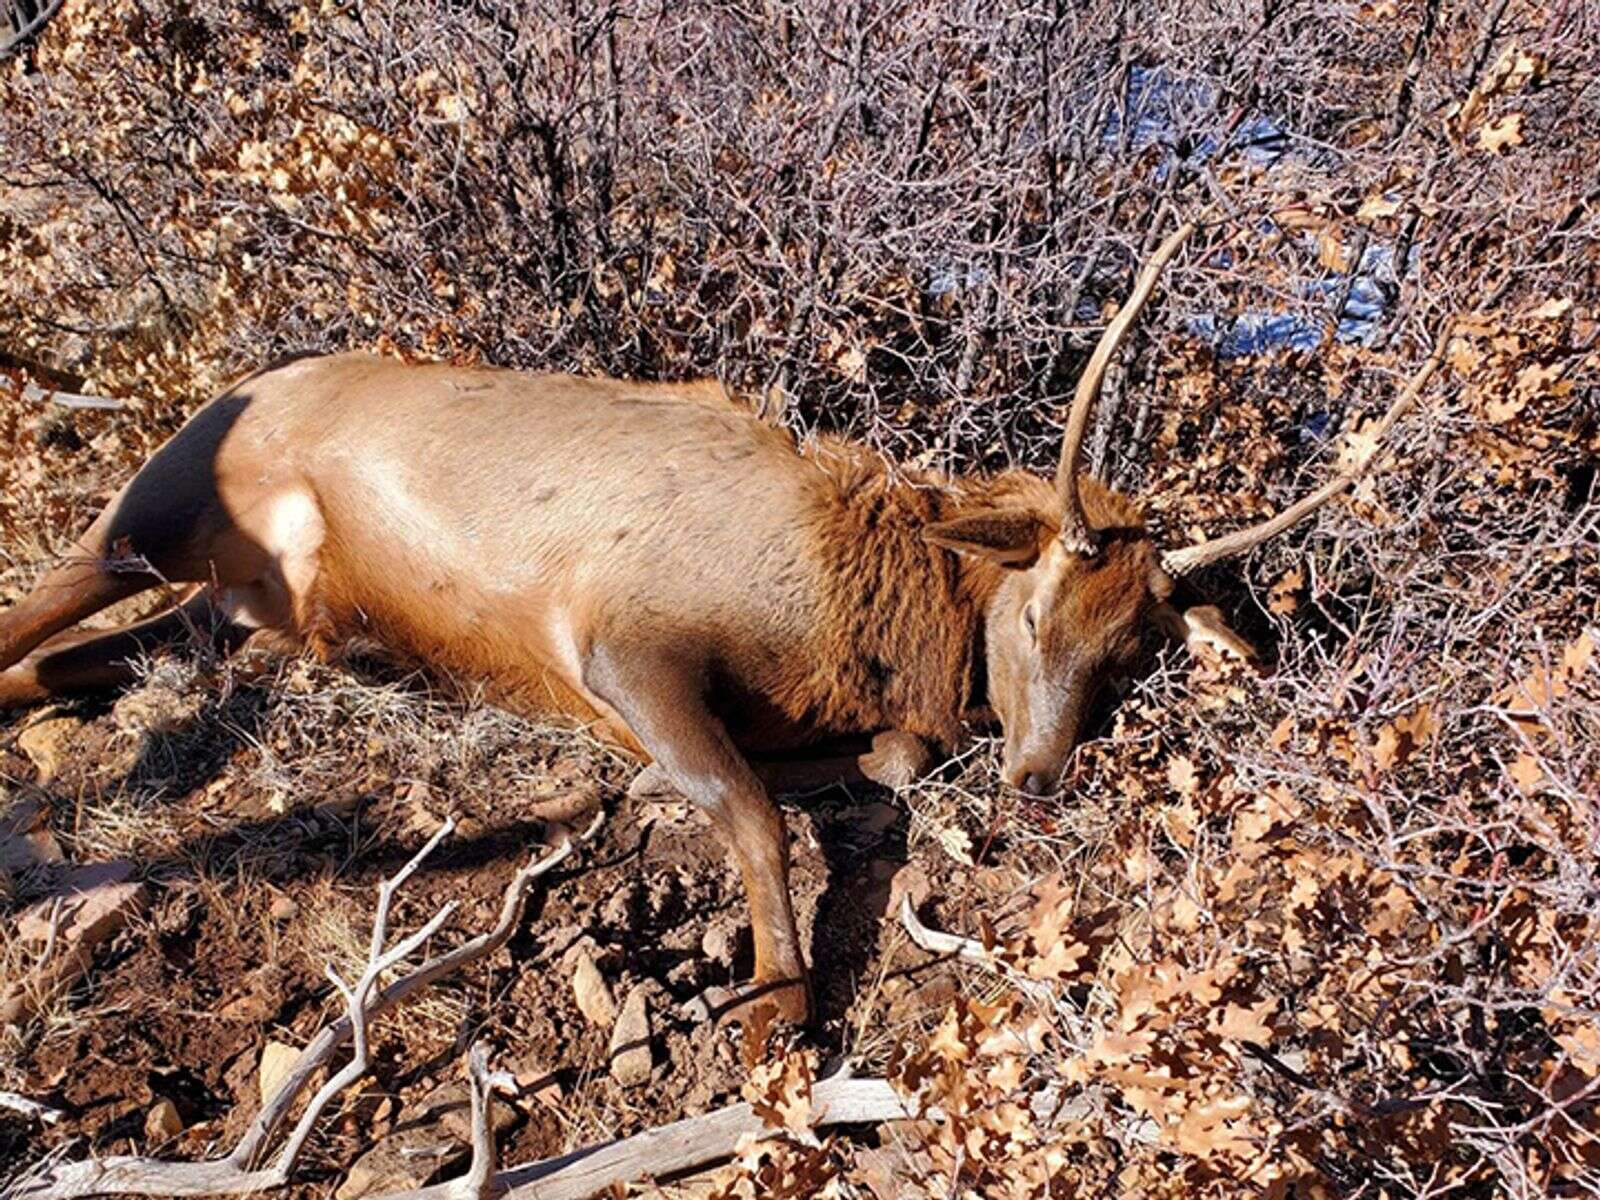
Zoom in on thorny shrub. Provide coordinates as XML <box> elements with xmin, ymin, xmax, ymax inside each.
<box><xmin>2</xmin><ymin>1</ymin><xmax>1597</xmax><ymax>1196</ymax></box>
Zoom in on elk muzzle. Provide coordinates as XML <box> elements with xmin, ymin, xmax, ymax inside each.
<box><xmin>998</xmin><ymin>667</ymin><xmax>1092</xmax><ymax>797</ymax></box>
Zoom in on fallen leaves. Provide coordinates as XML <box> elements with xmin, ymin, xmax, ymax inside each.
<box><xmin>1477</xmin><ymin>112</ymin><xmax>1525</xmax><ymax>154</ymax></box>
<box><xmin>1447</xmin><ymin>43</ymin><xmax>1546</xmax><ymax>150</ymax></box>
<box><xmin>1369</xmin><ymin>705</ymin><xmax>1437</xmax><ymax>774</ymax></box>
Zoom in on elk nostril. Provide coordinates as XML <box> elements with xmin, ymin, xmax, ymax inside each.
<box><xmin>1022</xmin><ymin>771</ymin><xmax>1055</xmax><ymax>797</ymax></box>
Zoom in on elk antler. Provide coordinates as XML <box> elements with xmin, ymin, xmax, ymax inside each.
<box><xmin>1056</xmin><ymin>221</ymin><xmax>1198</xmax><ymax>554</ymax></box>
<box><xmin>1160</xmin><ymin>331</ymin><xmax>1449</xmax><ymax>576</ymax></box>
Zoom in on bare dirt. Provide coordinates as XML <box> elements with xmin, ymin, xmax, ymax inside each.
<box><xmin>0</xmin><ymin>647</ymin><xmax>983</xmax><ymax>1194</ymax></box>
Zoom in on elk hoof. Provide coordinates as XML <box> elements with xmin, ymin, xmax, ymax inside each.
<box><xmin>683</xmin><ymin>978</ymin><xmax>810</xmax><ymax>1027</ymax></box>
<box><xmin>627</xmin><ymin>763</ymin><xmax>678</xmax><ymax>799</ymax></box>
<box><xmin>859</xmin><ymin>731</ymin><xmax>930</xmax><ymax>790</ymax></box>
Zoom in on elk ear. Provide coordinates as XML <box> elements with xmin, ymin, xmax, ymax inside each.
<box><xmin>1149</xmin><ymin>601</ymin><xmax>1263</xmax><ymax>671</ymax></box>
<box><xmin>923</xmin><ymin>508</ymin><xmax>1047</xmax><ymax>567</ymax></box>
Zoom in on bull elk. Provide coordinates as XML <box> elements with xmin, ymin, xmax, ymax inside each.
<box><xmin>0</xmin><ymin>223</ymin><xmax>1439</xmax><ymax>1022</ymax></box>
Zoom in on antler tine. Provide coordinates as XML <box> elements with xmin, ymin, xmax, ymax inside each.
<box><xmin>1057</xmin><ymin>220</ymin><xmax>1198</xmax><ymax>554</ymax></box>
<box><xmin>1160</xmin><ymin>331</ymin><xmax>1449</xmax><ymax>577</ymax></box>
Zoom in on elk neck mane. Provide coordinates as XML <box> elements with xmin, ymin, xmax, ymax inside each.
<box><xmin>774</xmin><ymin>431</ymin><xmax>1146</xmax><ymax>751</ymax></box>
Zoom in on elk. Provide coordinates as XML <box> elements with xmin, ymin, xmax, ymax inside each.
<box><xmin>0</xmin><ymin>223</ymin><xmax>1438</xmax><ymax>1023</ymax></box>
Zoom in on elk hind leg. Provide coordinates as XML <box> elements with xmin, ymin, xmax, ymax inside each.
<box><xmin>0</xmin><ymin>587</ymin><xmax>251</xmax><ymax>709</ymax></box>
<box><xmin>0</xmin><ymin>555</ymin><xmax>157</xmax><ymax>676</ymax></box>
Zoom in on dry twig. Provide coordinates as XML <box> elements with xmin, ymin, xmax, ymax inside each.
<box><xmin>7</xmin><ymin>813</ymin><xmax>602</xmax><ymax>1200</ymax></box>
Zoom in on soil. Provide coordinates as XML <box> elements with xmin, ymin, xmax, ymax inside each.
<box><xmin>0</xmin><ymin>653</ymin><xmax>985</xmax><ymax>1194</ymax></box>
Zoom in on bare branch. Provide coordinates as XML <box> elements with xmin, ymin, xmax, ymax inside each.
<box><xmin>18</xmin><ymin>382</ymin><xmax>127</xmax><ymax>412</ymax></box>
<box><xmin>7</xmin><ymin>814</ymin><xmax>602</xmax><ymax>1200</ymax></box>
<box><xmin>385</xmin><ymin>1076</ymin><xmax>913</xmax><ymax>1200</ymax></box>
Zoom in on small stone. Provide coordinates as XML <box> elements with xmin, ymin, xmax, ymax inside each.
<box><xmin>700</xmin><ymin>921</ymin><xmax>744</xmax><ymax>967</ymax></box>
<box><xmin>259</xmin><ymin>1040</ymin><xmax>300</xmax><ymax>1106</ymax></box>
<box><xmin>0</xmin><ymin>798</ymin><xmax>62</xmax><ymax>878</ymax></box>
<box><xmin>1</xmin><ymin>861</ymin><xmax>147</xmax><ymax>1026</ymax></box>
<box><xmin>571</xmin><ymin>950</ymin><xmax>617</xmax><ymax>1029</ymax></box>
<box><xmin>15</xmin><ymin>716</ymin><xmax>82</xmax><ymax>783</ymax></box>
<box><xmin>268</xmin><ymin>895</ymin><xmax>298</xmax><ymax>922</ymax></box>
<box><xmin>626</xmin><ymin>763</ymin><xmax>677</xmax><ymax>799</ymax></box>
<box><xmin>336</xmin><ymin>1142</ymin><xmax>446</xmax><ymax>1200</ymax></box>
<box><xmin>145</xmin><ymin>1098</ymin><xmax>182</xmax><ymax>1142</ymax></box>
<box><xmin>608</xmin><ymin>984</ymin><xmax>654</xmax><ymax>1087</ymax></box>
<box><xmin>511</xmin><ymin>1054</ymin><xmax>564</xmax><ymax>1112</ymax></box>
<box><xmin>426</xmin><ymin>1081</ymin><xmax>516</xmax><ymax>1143</ymax></box>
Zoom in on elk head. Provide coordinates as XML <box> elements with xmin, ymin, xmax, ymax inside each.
<box><xmin>926</xmin><ymin>221</ymin><xmax>1444</xmax><ymax>794</ymax></box>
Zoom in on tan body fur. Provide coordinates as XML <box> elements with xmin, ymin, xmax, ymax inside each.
<box><xmin>4</xmin><ymin>229</ymin><xmax>1301</xmax><ymax>1023</ymax></box>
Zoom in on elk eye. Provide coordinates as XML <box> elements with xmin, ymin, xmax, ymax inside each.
<box><xmin>1022</xmin><ymin>603</ymin><xmax>1039</xmax><ymax>644</ymax></box>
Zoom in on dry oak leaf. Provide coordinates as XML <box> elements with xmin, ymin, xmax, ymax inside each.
<box><xmin>743</xmin><ymin>1048</ymin><xmax>816</xmax><ymax>1135</ymax></box>
<box><xmin>1167</xmin><ymin>755</ymin><xmax>1201</xmax><ymax>798</ymax></box>
<box><xmin>1212</xmin><ymin>998</ymin><xmax>1278</xmax><ymax>1046</ymax></box>
<box><xmin>1478</xmin><ymin>112</ymin><xmax>1525</xmax><ymax>154</ymax></box>
<box><xmin>1370</xmin><ymin>705</ymin><xmax>1437</xmax><ymax>773</ymax></box>
<box><xmin>1090</xmin><ymin>1027</ymin><xmax>1157</xmax><ymax>1066</ymax></box>
<box><xmin>1356</xmin><ymin>191</ymin><xmax>1402</xmax><ymax>222</ymax></box>
<box><xmin>1508</xmin><ymin>753</ymin><xmax>1545</xmax><ymax>794</ymax></box>
<box><xmin>1268</xmin><ymin>569</ymin><xmax>1303</xmax><ymax>615</ymax></box>
<box><xmin>1495</xmin><ymin>631</ymin><xmax>1596</xmax><ymax>735</ymax></box>
<box><xmin>1494</xmin><ymin>46</ymin><xmax>1548</xmax><ymax>94</ymax></box>
<box><xmin>1523</xmin><ymin>296</ymin><xmax>1574</xmax><ymax>321</ymax></box>
<box><xmin>1173</xmin><ymin>1094</ymin><xmax>1257</xmax><ymax>1159</ymax></box>
<box><xmin>1336</xmin><ymin>419</ymin><xmax>1384</xmax><ymax>473</ymax></box>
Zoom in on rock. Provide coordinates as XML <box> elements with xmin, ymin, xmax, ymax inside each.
<box><xmin>268</xmin><ymin>895</ymin><xmax>299</xmax><ymax>923</ymax></box>
<box><xmin>571</xmin><ymin>950</ymin><xmax>617</xmax><ymax>1029</ymax></box>
<box><xmin>627</xmin><ymin>763</ymin><xmax>677</xmax><ymax>799</ymax></box>
<box><xmin>608</xmin><ymin>984</ymin><xmax>654</xmax><ymax>1087</ymax></box>
<box><xmin>15</xmin><ymin>716</ymin><xmax>82</xmax><ymax>783</ymax></box>
<box><xmin>259</xmin><ymin>1040</ymin><xmax>300</xmax><ymax>1106</ymax></box>
<box><xmin>336</xmin><ymin>1140</ymin><xmax>449</xmax><ymax>1200</ymax></box>
<box><xmin>510</xmin><ymin>1054</ymin><xmax>564</xmax><ymax>1112</ymax></box>
<box><xmin>426</xmin><ymin>1081</ymin><xmax>517</xmax><ymax>1143</ymax></box>
<box><xmin>700</xmin><ymin>920</ymin><xmax>745</xmax><ymax>968</ymax></box>
<box><xmin>1</xmin><ymin>860</ymin><xmax>148</xmax><ymax>1026</ymax></box>
<box><xmin>145</xmin><ymin>1098</ymin><xmax>183</xmax><ymax>1142</ymax></box>
<box><xmin>0</xmin><ymin>797</ymin><xmax>63</xmax><ymax>878</ymax></box>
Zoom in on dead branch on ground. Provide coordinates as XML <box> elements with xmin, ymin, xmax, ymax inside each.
<box><xmin>7</xmin><ymin>812</ymin><xmax>602</xmax><ymax>1200</ymax></box>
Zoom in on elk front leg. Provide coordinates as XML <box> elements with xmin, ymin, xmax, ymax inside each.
<box><xmin>583</xmin><ymin>644</ymin><xmax>810</xmax><ymax>1024</ymax></box>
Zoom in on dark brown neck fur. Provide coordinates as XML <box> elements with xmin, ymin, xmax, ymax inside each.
<box><xmin>779</xmin><ymin>435</ymin><xmax>1144</xmax><ymax>750</ymax></box>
